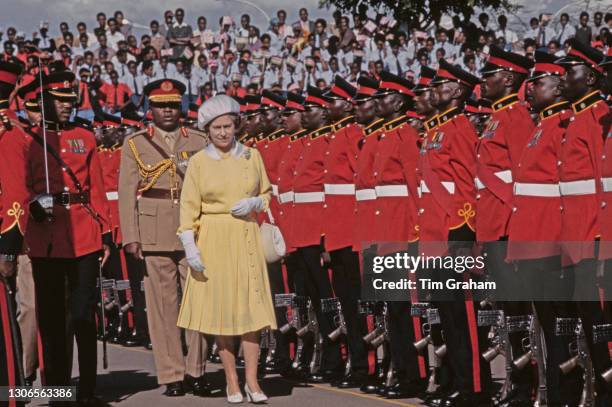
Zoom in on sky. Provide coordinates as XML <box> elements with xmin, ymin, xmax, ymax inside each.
<box><xmin>0</xmin><ymin>0</ymin><xmax>609</xmax><ymax>37</ymax></box>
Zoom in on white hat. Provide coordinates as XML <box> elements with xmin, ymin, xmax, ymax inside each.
<box><xmin>197</xmin><ymin>95</ymin><xmax>240</xmax><ymax>130</ymax></box>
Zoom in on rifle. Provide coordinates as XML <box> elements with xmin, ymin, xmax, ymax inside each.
<box><xmin>97</xmin><ymin>268</ymin><xmax>110</xmax><ymax>369</ymax></box>
<box><xmin>3</xmin><ymin>278</ymin><xmax>25</xmax><ymax>386</ymax></box>
<box><xmin>291</xmin><ymin>296</ymin><xmax>321</xmax><ymax>374</ymax></box>
<box><xmin>275</xmin><ymin>293</ymin><xmax>299</xmax><ymax>334</ymax></box>
<box><xmin>114</xmin><ymin>279</ymin><xmax>133</xmax><ymax>339</ymax></box>
<box><xmin>412</xmin><ymin>303</ymin><xmax>441</xmax><ymax>393</ymax></box>
<box><xmin>556</xmin><ymin>318</ymin><xmax>593</xmax><ymax>407</ymax></box>
<box><xmin>478</xmin><ymin>309</ymin><xmax>512</xmax><ymax>401</ymax></box>
<box><xmin>360</xmin><ymin>301</ymin><xmax>394</xmax><ymax>388</ymax></box>
<box><xmin>593</xmin><ymin>324</ymin><xmax>612</xmax><ymax>383</ymax></box>
<box><xmin>321</xmin><ymin>298</ymin><xmax>347</xmax><ymax>341</ymax></box>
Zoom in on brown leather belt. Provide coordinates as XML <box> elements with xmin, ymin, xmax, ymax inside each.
<box><xmin>52</xmin><ymin>191</ymin><xmax>90</xmax><ymax>206</ymax></box>
<box><xmin>141</xmin><ymin>188</ymin><xmax>181</xmax><ymax>200</ymax></box>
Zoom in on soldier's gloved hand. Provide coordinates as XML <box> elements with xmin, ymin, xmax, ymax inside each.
<box><xmin>230</xmin><ymin>197</ymin><xmax>264</xmax><ymax>217</ymax></box>
<box><xmin>179</xmin><ymin>230</ymin><xmax>205</xmax><ymax>273</ymax></box>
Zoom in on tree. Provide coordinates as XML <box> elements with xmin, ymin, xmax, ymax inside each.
<box><xmin>319</xmin><ymin>0</ymin><xmax>521</xmax><ymax>30</ymax></box>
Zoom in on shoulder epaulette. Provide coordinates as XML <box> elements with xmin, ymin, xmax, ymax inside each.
<box><xmin>332</xmin><ymin>116</ymin><xmax>355</xmax><ymax>131</ymax></box>
<box><xmin>267</xmin><ymin>128</ymin><xmax>285</xmax><ymax>142</ymax></box>
<box><xmin>492</xmin><ymin>93</ymin><xmax>519</xmax><ymax>112</ymax></box>
<box><xmin>438</xmin><ymin>107</ymin><xmax>462</xmax><ymax>125</ymax></box>
<box><xmin>290</xmin><ymin>129</ymin><xmax>308</xmax><ymax>142</ymax></box>
<box><xmin>572</xmin><ymin>91</ymin><xmax>604</xmax><ymax>114</ymax></box>
<box><xmin>384</xmin><ymin>115</ymin><xmax>410</xmax><ymax>132</ymax></box>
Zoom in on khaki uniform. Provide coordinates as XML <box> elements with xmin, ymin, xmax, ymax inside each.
<box><xmin>118</xmin><ymin>124</ymin><xmax>208</xmax><ymax>384</ymax></box>
<box><xmin>16</xmin><ymin>254</ymin><xmax>38</xmax><ymax>379</ymax></box>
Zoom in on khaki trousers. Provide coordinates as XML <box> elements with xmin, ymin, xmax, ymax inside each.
<box><xmin>144</xmin><ymin>252</ymin><xmax>206</xmax><ymax>384</ymax></box>
<box><xmin>16</xmin><ymin>255</ymin><xmax>38</xmax><ymax>378</ymax></box>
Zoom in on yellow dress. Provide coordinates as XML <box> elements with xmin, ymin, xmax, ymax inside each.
<box><xmin>177</xmin><ymin>143</ymin><xmax>277</xmax><ymax>335</ymax></box>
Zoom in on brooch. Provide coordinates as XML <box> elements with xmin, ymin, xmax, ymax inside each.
<box><xmin>242</xmin><ymin>148</ymin><xmax>251</xmax><ymax>160</ymax></box>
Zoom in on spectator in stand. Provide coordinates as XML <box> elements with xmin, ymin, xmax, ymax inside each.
<box><xmin>593</xmin><ymin>11</ymin><xmax>604</xmax><ymax>38</ymax></box>
<box><xmin>76</xmin><ymin>67</ymin><xmax>94</xmax><ymax>120</ymax></box>
<box><xmin>296</xmin><ymin>8</ymin><xmax>315</xmax><ymax>36</ymax></box>
<box><xmin>99</xmin><ymin>69</ymin><xmax>133</xmax><ymax>114</ymax></box>
<box><xmin>477</xmin><ymin>12</ymin><xmax>494</xmax><ymax>37</ymax></box>
<box><xmin>160</xmin><ymin>10</ymin><xmax>174</xmax><ymax>38</ymax></box>
<box><xmin>556</xmin><ymin>13</ymin><xmax>576</xmax><ymax>45</ymax></box>
<box><xmin>167</xmin><ymin>8</ymin><xmax>193</xmax><ymax>60</ymax></box>
<box><xmin>106</xmin><ymin>18</ymin><xmax>125</xmax><ymax>51</ymax></box>
<box><xmin>94</xmin><ymin>34</ymin><xmax>115</xmax><ymax>61</ymax></box>
<box><xmin>114</xmin><ymin>10</ymin><xmax>133</xmax><ymax>38</ymax></box>
<box><xmin>149</xmin><ymin>20</ymin><xmax>167</xmax><ymax>53</ymax></box>
<box><xmin>194</xmin><ymin>16</ymin><xmax>214</xmax><ymax>50</ymax></box>
<box><xmin>575</xmin><ymin>11</ymin><xmax>592</xmax><ymax>45</ymax></box>
<box><xmin>236</xmin><ymin>14</ymin><xmax>251</xmax><ymax>38</ymax></box>
<box><xmin>94</xmin><ymin>12</ymin><xmax>107</xmax><ymax>38</ymax></box>
<box><xmin>122</xmin><ymin>60</ymin><xmax>141</xmax><ymax>105</ymax></box>
<box><xmin>34</xmin><ymin>21</ymin><xmax>55</xmax><ymax>52</ymax></box>
<box><xmin>495</xmin><ymin>15</ymin><xmax>518</xmax><ymax>48</ymax></box>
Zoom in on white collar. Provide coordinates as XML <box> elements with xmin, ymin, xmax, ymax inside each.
<box><xmin>173</xmin><ymin>22</ymin><xmax>188</xmax><ymax>28</ymax></box>
<box><xmin>204</xmin><ymin>140</ymin><xmax>245</xmax><ymax>160</ymax></box>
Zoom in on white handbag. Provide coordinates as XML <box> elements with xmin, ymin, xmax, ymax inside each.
<box><xmin>260</xmin><ymin>208</ymin><xmax>286</xmax><ymax>263</ymax></box>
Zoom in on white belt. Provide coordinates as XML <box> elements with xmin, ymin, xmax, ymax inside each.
<box><xmin>602</xmin><ymin>177</ymin><xmax>612</xmax><ymax>193</ymax></box>
<box><xmin>375</xmin><ymin>185</ymin><xmax>409</xmax><ymax>197</ymax></box>
<box><xmin>271</xmin><ymin>184</ymin><xmax>279</xmax><ymax>197</ymax></box>
<box><xmin>279</xmin><ymin>191</ymin><xmax>294</xmax><ymax>204</ymax></box>
<box><xmin>559</xmin><ymin>179</ymin><xmax>596</xmax><ymax>196</ymax></box>
<box><xmin>324</xmin><ymin>183</ymin><xmax>355</xmax><ymax>195</ymax></box>
<box><xmin>294</xmin><ymin>191</ymin><xmax>325</xmax><ymax>203</ymax></box>
<box><xmin>474</xmin><ymin>170</ymin><xmax>513</xmax><ymax>190</ymax></box>
<box><xmin>513</xmin><ymin>182</ymin><xmax>560</xmax><ymax>197</ymax></box>
<box><xmin>355</xmin><ymin>188</ymin><xmax>376</xmax><ymax>201</ymax></box>
<box><xmin>106</xmin><ymin>191</ymin><xmax>119</xmax><ymax>201</ymax></box>
<box><xmin>419</xmin><ymin>180</ymin><xmax>455</xmax><ymax>194</ymax></box>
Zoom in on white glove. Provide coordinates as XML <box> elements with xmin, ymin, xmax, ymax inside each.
<box><xmin>178</xmin><ymin>230</ymin><xmax>205</xmax><ymax>273</ymax></box>
<box><xmin>230</xmin><ymin>197</ymin><xmax>264</xmax><ymax>217</ymax></box>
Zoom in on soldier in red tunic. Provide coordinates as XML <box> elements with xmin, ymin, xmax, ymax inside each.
<box><xmin>417</xmin><ymin>60</ymin><xmax>491</xmax><ymax>407</ymax></box>
<box><xmin>320</xmin><ymin>75</ymin><xmax>372</xmax><ymax>389</ymax></box>
<box><xmin>556</xmin><ymin>39</ymin><xmax>612</xmax><ymax>405</ymax></box>
<box><xmin>26</xmin><ymin>71</ymin><xmax>113</xmax><ymax>404</ymax></box>
<box><xmin>0</xmin><ymin>61</ymin><xmax>30</xmax><ymax>407</ymax></box>
<box><xmin>369</xmin><ymin>71</ymin><xmax>427</xmax><ymax>399</ymax></box>
<box><xmin>290</xmin><ymin>86</ymin><xmax>343</xmax><ymax>382</ymax></box>
<box><xmin>477</xmin><ymin>46</ymin><xmax>535</xmax><ymax>406</ymax></box>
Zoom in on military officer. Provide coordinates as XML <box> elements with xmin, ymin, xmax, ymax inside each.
<box><xmin>556</xmin><ymin>39</ymin><xmax>612</xmax><ymax>405</ymax></box>
<box><xmin>417</xmin><ymin>60</ymin><xmax>491</xmax><ymax>407</ymax></box>
<box><xmin>0</xmin><ymin>61</ymin><xmax>30</xmax><ymax>407</ymax></box>
<box><xmin>24</xmin><ymin>70</ymin><xmax>113</xmax><ymax>405</ymax></box>
<box><xmin>599</xmin><ymin>51</ymin><xmax>612</xmax><ymax>306</ymax></box>
<box><xmin>506</xmin><ymin>51</ymin><xmax>581</xmax><ymax>406</ymax></box>
<box><xmin>321</xmin><ymin>75</ymin><xmax>372</xmax><ymax>389</ymax></box>
<box><xmin>290</xmin><ymin>86</ymin><xmax>343</xmax><ymax>382</ymax></box>
<box><xmin>371</xmin><ymin>71</ymin><xmax>427</xmax><ymax>399</ymax></box>
<box><xmin>476</xmin><ymin>46</ymin><xmax>535</xmax><ymax>406</ymax></box>
<box><xmin>118</xmin><ymin>79</ymin><xmax>209</xmax><ymax>397</ymax></box>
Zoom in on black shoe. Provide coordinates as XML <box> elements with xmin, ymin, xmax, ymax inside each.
<box><xmin>264</xmin><ymin>359</ymin><xmax>277</xmax><ymax>374</ymax></box>
<box><xmin>332</xmin><ymin>373</ymin><xmax>366</xmax><ymax>389</ymax></box>
<box><xmin>309</xmin><ymin>370</ymin><xmax>342</xmax><ymax>383</ymax></box>
<box><xmin>237</xmin><ymin>357</ymin><xmax>245</xmax><ymax>367</ymax></box>
<box><xmin>359</xmin><ymin>376</ymin><xmax>380</xmax><ymax>394</ymax></box>
<box><xmin>144</xmin><ymin>340</ymin><xmax>153</xmax><ymax>350</ymax></box>
<box><xmin>208</xmin><ymin>353</ymin><xmax>221</xmax><ymax>363</ymax></box>
<box><xmin>163</xmin><ymin>381</ymin><xmax>185</xmax><ymax>397</ymax></box>
<box><xmin>123</xmin><ymin>330</ymin><xmax>145</xmax><ymax>347</ymax></box>
<box><xmin>24</xmin><ymin>373</ymin><xmax>36</xmax><ymax>387</ymax></box>
<box><xmin>184</xmin><ymin>375</ymin><xmax>211</xmax><ymax>397</ymax></box>
<box><xmin>384</xmin><ymin>381</ymin><xmax>422</xmax><ymax>399</ymax></box>
<box><xmin>442</xmin><ymin>391</ymin><xmax>480</xmax><ymax>407</ymax></box>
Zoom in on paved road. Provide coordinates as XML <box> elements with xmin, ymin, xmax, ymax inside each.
<box><xmin>29</xmin><ymin>342</ymin><xmax>505</xmax><ymax>406</ymax></box>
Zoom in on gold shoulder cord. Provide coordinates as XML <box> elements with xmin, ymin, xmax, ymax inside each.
<box><xmin>127</xmin><ymin>137</ymin><xmax>177</xmax><ymax>192</ymax></box>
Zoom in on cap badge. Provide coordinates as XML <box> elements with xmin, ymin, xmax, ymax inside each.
<box><xmin>161</xmin><ymin>81</ymin><xmax>173</xmax><ymax>91</ymax></box>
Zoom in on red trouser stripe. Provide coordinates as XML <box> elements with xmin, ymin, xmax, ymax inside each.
<box><xmin>0</xmin><ymin>283</ymin><xmax>17</xmax><ymax>407</ymax></box>
<box><xmin>408</xmin><ymin>271</ymin><xmax>427</xmax><ymax>378</ymax></box>
<box><xmin>464</xmin><ymin>298</ymin><xmax>481</xmax><ymax>393</ymax></box>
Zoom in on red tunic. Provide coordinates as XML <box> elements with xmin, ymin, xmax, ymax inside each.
<box><xmin>290</xmin><ymin>125</ymin><xmax>332</xmax><ymax>248</ymax></box>
<box><xmin>507</xmin><ymin>102</ymin><xmax>571</xmax><ymax>260</ymax></box>
<box><xmin>99</xmin><ymin>146</ymin><xmax>122</xmax><ymax>244</ymax></box>
<box><xmin>0</xmin><ymin>111</ymin><xmax>32</xmax><ymax>254</ymax></box>
<box><xmin>372</xmin><ymin>115</ymin><xmax>420</xmax><ymax>244</ymax></box>
<box><xmin>475</xmin><ymin>94</ymin><xmax>534</xmax><ymax>242</ymax></box>
<box><xmin>322</xmin><ymin>117</ymin><xmax>362</xmax><ymax>252</ymax></box>
<box><xmin>353</xmin><ymin>119</ymin><xmax>384</xmax><ymax>251</ymax></box>
<box><xmin>276</xmin><ymin>130</ymin><xmax>307</xmax><ymax>252</ymax></box>
<box><xmin>25</xmin><ymin>124</ymin><xmax>112</xmax><ymax>258</ymax></box>
<box><xmin>598</xmin><ymin>103</ymin><xmax>612</xmax><ymax>260</ymax></box>
<box><xmin>257</xmin><ymin>129</ymin><xmax>286</xmax><ymax>225</ymax></box>
<box><xmin>417</xmin><ymin>108</ymin><xmax>478</xmax><ymax>256</ymax></box>
<box><xmin>559</xmin><ymin>92</ymin><xmax>609</xmax><ymax>264</ymax></box>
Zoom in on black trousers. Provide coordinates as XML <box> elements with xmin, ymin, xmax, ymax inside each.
<box><xmin>294</xmin><ymin>245</ymin><xmax>342</xmax><ymax>372</ymax></box>
<box><xmin>483</xmin><ymin>241</ymin><xmax>533</xmax><ymax>396</ymax></box>
<box><xmin>432</xmin><ymin>229</ymin><xmax>492</xmax><ymax>395</ymax></box>
<box><xmin>329</xmin><ymin>246</ymin><xmax>370</xmax><ymax>377</ymax></box>
<box><xmin>568</xmin><ymin>258</ymin><xmax>612</xmax><ymax>401</ymax></box>
<box><xmin>0</xmin><ymin>277</ymin><xmax>26</xmax><ymax>407</ymax></box>
<box><xmin>32</xmin><ymin>252</ymin><xmax>100</xmax><ymax>398</ymax></box>
<box><xmin>123</xmin><ymin>251</ymin><xmax>148</xmax><ymax>339</ymax></box>
<box><xmin>516</xmin><ymin>256</ymin><xmax>582</xmax><ymax>405</ymax></box>
<box><xmin>266</xmin><ymin>258</ymin><xmax>296</xmax><ymax>371</ymax></box>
